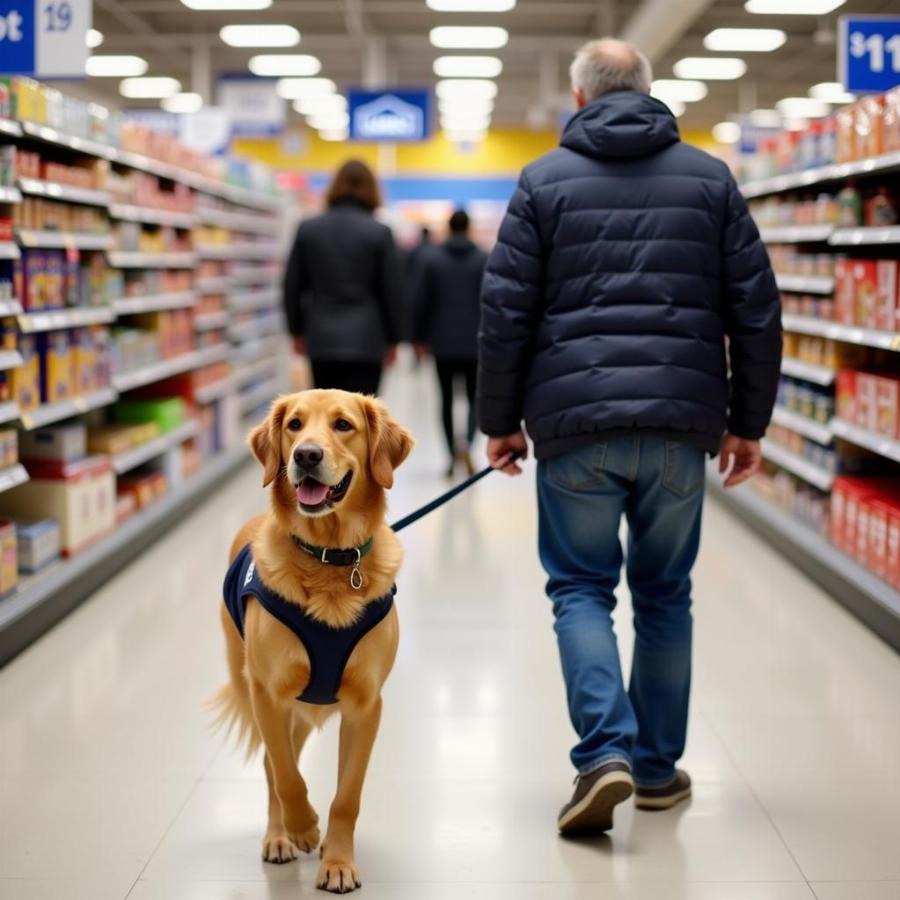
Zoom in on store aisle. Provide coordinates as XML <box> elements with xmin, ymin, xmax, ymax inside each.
<box><xmin>0</xmin><ymin>368</ymin><xmax>898</xmax><ymax>900</ymax></box>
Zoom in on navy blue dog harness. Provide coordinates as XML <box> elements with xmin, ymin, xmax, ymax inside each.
<box><xmin>223</xmin><ymin>544</ymin><xmax>395</xmax><ymax>705</ymax></box>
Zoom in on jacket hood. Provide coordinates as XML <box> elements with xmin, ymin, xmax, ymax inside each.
<box><xmin>561</xmin><ymin>91</ymin><xmax>680</xmax><ymax>160</ymax></box>
<box><xmin>443</xmin><ymin>235</ymin><xmax>478</xmax><ymax>257</ymax></box>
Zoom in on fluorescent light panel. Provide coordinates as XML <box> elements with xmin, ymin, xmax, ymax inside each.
<box><xmin>430</xmin><ymin>26</ymin><xmax>508</xmax><ymax>49</ymax></box>
<box><xmin>667</xmin><ymin>100</ymin><xmax>686</xmax><ymax>117</ymax></box>
<box><xmin>673</xmin><ymin>57</ymin><xmax>746</xmax><ymax>80</ymax></box>
<box><xmin>427</xmin><ymin>0</ymin><xmax>515</xmax><ymax>9</ymax></box>
<box><xmin>440</xmin><ymin>114</ymin><xmax>492</xmax><ymax>130</ymax></box>
<box><xmin>86</xmin><ymin>55</ymin><xmax>148</xmax><ymax>77</ymax></box>
<box><xmin>220</xmin><ymin>24</ymin><xmax>300</xmax><ymax>47</ymax></box>
<box><xmin>276</xmin><ymin>77</ymin><xmax>336</xmax><ymax>99</ymax></box>
<box><xmin>306</xmin><ymin>111</ymin><xmax>349</xmax><ymax>130</ymax></box>
<box><xmin>162</xmin><ymin>92</ymin><xmax>203</xmax><ymax>113</ymax></box>
<box><xmin>86</xmin><ymin>28</ymin><xmax>103</xmax><ymax>48</ymax></box>
<box><xmin>745</xmin><ymin>0</ymin><xmax>846</xmax><ymax>13</ymax></box>
<box><xmin>293</xmin><ymin>94</ymin><xmax>347</xmax><ymax>115</ymax></box>
<box><xmin>749</xmin><ymin>108</ymin><xmax>782</xmax><ymax>126</ymax></box>
<box><xmin>183</xmin><ymin>0</ymin><xmax>271</xmax><ymax>7</ymax></box>
<box><xmin>433</xmin><ymin>55</ymin><xmax>503</xmax><ymax>78</ymax></box>
<box><xmin>713</xmin><ymin>121</ymin><xmax>741</xmax><ymax>144</ymax></box>
<box><xmin>249</xmin><ymin>54</ymin><xmax>321</xmax><ymax>76</ymax></box>
<box><xmin>319</xmin><ymin>128</ymin><xmax>348</xmax><ymax>142</ymax></box>
<box><xmin>435</xmin><ymin>78</ymin><xmax>498</xmax><ymax>100</ymax></box>
<box><xmin>438</xmin><ymin>97</ymin><xmax>494</xmax><ymax>115</ymax></box>
<box><xmin>775</xmin><ymin>96</ymin><xmax>830</xmax><ymax>118</ymax></box>
<box><xmin>703</xmin><ymin>28</ymin><xmax>786</xmax><ymax>52</ymax></box>
<box><xmin>120</xmin><ymin>77</ymin><xmax>182</xmax><ymax>99</ymax></box>
<box><xmin>651</xmin><ymin>79</ymin><xmax>707</xmax><ymax>102</ymax></box>
<box><xmin>809</xmin><ymin>81</ymin><xmax>855</xmax><ymax>104</ymax></box>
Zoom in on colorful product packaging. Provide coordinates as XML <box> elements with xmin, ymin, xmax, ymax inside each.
<box><xmin>36</xmin><ymin>330</ymin><xmax>75</xmax><ymax>404</ymax></box>
<box><xmin>13</xmin><ymin>518</ymin><xmax>61</xmax><ymax>574</ymax></box>
<box><xmin>19</xmin><ymin>423</ymin><xmax>86</xmax><ymax>463</ymax></box>
<box><xmin>10</xmin><ymin>334</ymin><xmax>40</xmax><ymax>411</ymax></box>
<box><xmin>0</xmin><ymin>519</ymin><xmax>17</xmax><ymax>596</ymax></box>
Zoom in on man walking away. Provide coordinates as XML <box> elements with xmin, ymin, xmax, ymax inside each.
<box><xmin>478</xmin><ymin>39</ymin><xmax>781</xmax><ymax>835</ymax></box>
<box><xmin>416</xmin><ymin>209</ymin><xmax>488</xmax><ymax>477</ymax></box>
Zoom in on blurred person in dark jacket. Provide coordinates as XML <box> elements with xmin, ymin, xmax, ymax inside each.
<box><xmin>479</xmin><ymin>39</ymin><xmax>782</xmax><ymax>832</ymax></box>
<box><xmin>415</xmin><ymin>209</ymin><xmax>488</xmax><ymax>477</ymax></box>
<box><xmin>283</xmin><ymin>159</ymin><xmax>406</xmax><ymax>395</ymax></box>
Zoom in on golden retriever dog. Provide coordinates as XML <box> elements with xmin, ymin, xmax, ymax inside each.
<box><xmin>213</xmin><ymin>389</ymin><xmax>413</xmax><ymax>893</ymax></box>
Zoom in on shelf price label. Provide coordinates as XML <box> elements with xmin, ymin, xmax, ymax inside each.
<box><xmin>840</xmin><ymin>15</ymin><xmax>900</xmax><ymax>94</ymax></box>
<box><xmin>0</xmin><ymin>0</ymin><xmax>90</xmax><ymax>78</ymax></box>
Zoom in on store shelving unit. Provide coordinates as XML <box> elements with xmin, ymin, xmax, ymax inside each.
<box><xmin>0</xmin><ymin>95</ymin><xmax>287</xmax><ymax>665</ymax></box>
<box><xmin>727</xmin><ymin>126</ymin><xmax>900</xmax><ymax>649</ymax></box>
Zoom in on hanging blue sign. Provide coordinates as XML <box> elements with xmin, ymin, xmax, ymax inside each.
<box><xmin>348</xmin><ymin>89</ymin><xmax>431</xmax><ymax>143</ymax></box>
<box><xmin>0</xmin><ymin>0</ymin><xmax>90</xmax><ymax>78</ymax></box>
<box><xmin>839</xmin><ymin>15</ymin><xmax>900</xmax><ymax>94</ymax></box>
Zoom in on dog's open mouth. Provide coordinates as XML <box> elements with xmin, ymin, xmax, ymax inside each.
<box><xmin>294</xmin><ymin>471</ymin><xmax>352</xmax><ymax>512</ymax></box>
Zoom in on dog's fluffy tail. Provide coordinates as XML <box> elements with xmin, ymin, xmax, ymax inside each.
<box><xmin>207</xmin><ymin>681</ymin><xmax>262</xmax><ymax>759</ymax></box>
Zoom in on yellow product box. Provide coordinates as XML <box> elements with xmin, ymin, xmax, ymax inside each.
<box><xmin>72</xmin><ymin>327</ymin><xmax>96</xmax><ymax>395</ymax></box>
<box><xmin>0</xmin><ymin>520</ymin><xmax>17</xmax><ymax>597</ymax></box>
<box><xmin>0</xmin><ymin>429</ymin><xmax>17</xmax><ymax>468</ymax></box>
<box><xmin>37</xmin><ymin>331</ymin><xmax>75</xmax><ymax>405</ymax></box>
<box><xmin>0</xmin><ymin>318</ymin><xmax>16</xmax><ymax>351</ymax></box>
<box><xmin>11</xmin><ymin>335</ymin><xmax>40</xmax><ymax>412</ymax></box>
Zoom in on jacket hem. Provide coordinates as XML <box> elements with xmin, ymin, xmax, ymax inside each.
<box><xmin>533</xmin><ymin>428</ymin><xmax>721</xmax><ymax>460</ymax></box>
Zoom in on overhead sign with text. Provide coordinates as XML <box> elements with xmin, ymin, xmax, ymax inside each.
<box><xmin>218</xmin><ymin>77</ymin><xmax>286</xmax><ymax>137</ymax></box>
<box><xmin>349</xmin><ymin>89</ymin><xmax>431</xmax><ymax>143</ymax></box>
<box><xmin>0</xmin><ymin>0</ymin><xmax>90</xmax><ymax>78</ymax></box>
<box><xmin>839</xmin><ymin>15</ymin><xmax>900</xmax><ymax>94</ymax></box>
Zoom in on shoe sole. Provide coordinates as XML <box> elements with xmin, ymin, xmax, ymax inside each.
<box><xmin>558</xmin><ymin>771</ymin><xmax>634</xmax><ymax>835</ymax></box>
<box><xmin>634</xmin><ymin>786</ymin><xmax>692</xmax><ymax>811</ymax></box>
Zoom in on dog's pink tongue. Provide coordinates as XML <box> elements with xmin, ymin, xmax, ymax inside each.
<box><xmin>297</xmin><ymin>479</ymin><xmax>330</xmax><ymax>506</ymax></box>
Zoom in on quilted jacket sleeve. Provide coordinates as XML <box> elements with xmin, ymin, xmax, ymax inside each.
<box><xmin>282</xmin><ymin>223</ymin><xmax>308</xmax><ymax>337</ymax></box>
<box><xmin>477</xmin><ymin>171</ymin><xmax>545</xmax><ymax>436</ymax></box>
<box><xmin>721</xmin><ymin>176</ymin><xmax>783</xmax><ymax>440</ymax></box>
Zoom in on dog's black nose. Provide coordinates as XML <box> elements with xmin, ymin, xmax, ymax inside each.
<box><xmin>293</xmin><ymin>443</ymin><xmax>324</xmax><ymax>470</ymax></box>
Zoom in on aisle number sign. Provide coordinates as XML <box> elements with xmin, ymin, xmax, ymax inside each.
<box><xmin>0</xmin><ymin>0</ymin><xmax>90</xmax><ymax>78</ymax></box>
<box><xmin>839</xmin><ymin>16</ymin><xmax>900</xmax><ymax>94</ymax></box>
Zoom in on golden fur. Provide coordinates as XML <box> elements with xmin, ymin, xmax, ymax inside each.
<box><xmin>212</xmin><ymin>389</ymin><xmax>413</xmax><ymax>893</ymax></box>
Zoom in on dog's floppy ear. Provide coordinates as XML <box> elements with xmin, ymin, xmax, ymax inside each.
<box><xmin>248</xmin><ymin>397</ymin><xmax>288</xmax><ymax>487</ymax></box>
<box><xmin>362</xmin><ymin>396</ymin><xmax>414</xmax><ymax>490</ymax></box>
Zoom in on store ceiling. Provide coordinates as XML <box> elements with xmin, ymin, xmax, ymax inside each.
<box><xmin>75</xmin><ymin>0</ymin><xmax>899</xmax><ymax>133</ymax></box>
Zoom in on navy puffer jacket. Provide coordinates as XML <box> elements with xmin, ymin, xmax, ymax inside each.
<box><xmin>478</xmin><ymin>91</ymin><xmax>782</xmax><ymax>458</ymax></box>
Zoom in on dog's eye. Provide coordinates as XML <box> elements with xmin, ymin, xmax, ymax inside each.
<box><xmin>334</xmin><ymin>418</ymin><xmax>353</xmax><ymax>432</ymax></box>
<box><xmin>287</xmin><ymin>418</ymin><xmax>302</xmax><ymax>431</ymax></box>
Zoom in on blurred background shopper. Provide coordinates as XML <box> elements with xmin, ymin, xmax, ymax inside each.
<box><xmin>283</xmin><ymin>159</ymin><xmax>407</xmax><ymax>395</ymax></box>
<box><xmin>479</xmin><ymin>38</ymin><xmax>782</xmax><ymax>834</ymax></box>
<box><xmin>415</xmin><ymin>209</ymin><xmax>488</xmax><ymax>477</ymax></box>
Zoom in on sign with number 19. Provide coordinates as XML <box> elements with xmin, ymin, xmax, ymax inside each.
<box><xmin>840</xmin><ymin>15</ymin><xmax>900</xmax><ymax>94</ymax></box>
<box><xmin>0</xmin><ymin>0</ymin><xmax>90</xmax><ymax>78</ymax></box>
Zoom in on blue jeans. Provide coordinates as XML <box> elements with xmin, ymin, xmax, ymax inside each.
<box><xmin>536</xmin><ymin>436</ymin><xmax>705</xmax><ymax>787</ymax></box>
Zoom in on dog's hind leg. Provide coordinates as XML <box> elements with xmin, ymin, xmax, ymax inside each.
<box><xmin>251</xmin><ymin>682</ymin><xmax>320</xmax><ymax>862</ymax></box>
<box><xmin>317</xmin><ymin>697</ymin><xmax>382</xmax><ymax>893</ymax></box>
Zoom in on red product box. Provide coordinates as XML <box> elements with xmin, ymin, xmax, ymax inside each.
<box><xmin>855</xmin><ymin>372</ymin><xmax>878</xmax><ymax>430</ymax></box>
<box><xmin>888</xmin><ymin>507</ymin><xmax>900</xmax><ymax>589</ymax></box>
<box><xmin>875</xmin><ymin>374</ymin><xmax>900</xmax><ymax>439</ymax></box>
<box><xmin>869</xmin><ymin>500</ymin><xmax>892</xmax><ymax>580</ymax></box>
<box><xmin>834</xmin><ymin>258</ymin><xmax>854</xmax><ymax>324</ymax></box>
<box><xmin>836</xmin><ymin>369</ymin><xmax>857</xmax><ymax>424</ymax></box>
<box><xmin>875</xmin><ymin>261</ymin><xmax>898</xmax><ymax>332</ymax></box>
<box><xmin>831</xmin><ymin>478</ymin><xmax>850</xmax><ymax>552</ymax></box>
<box><xmin>853</xmin><ymin>260</ymin><xmax>879</xmax><ymax>328</ymax></box>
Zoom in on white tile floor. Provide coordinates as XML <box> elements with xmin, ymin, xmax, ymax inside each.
<box><xmin>0</xmin><ymin>366</ymin><xmax>898</xmax><ymax>900</ymax></box>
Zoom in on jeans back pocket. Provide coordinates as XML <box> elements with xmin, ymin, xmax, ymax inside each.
<box><xmin>544</xmin><ymin>442</ymin><xmax>609</xmax><ymax>490</ymax></box>
<box><xmin>662</xmin><ymin>441</ymin><xmax>705</xmax><ymax>498</ymax></box>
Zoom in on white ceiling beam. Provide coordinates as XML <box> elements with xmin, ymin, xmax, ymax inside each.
<box><xmin>620</xmin><ymin>0</ymin><xmax>717</xmax><ymax>63</ymax></box>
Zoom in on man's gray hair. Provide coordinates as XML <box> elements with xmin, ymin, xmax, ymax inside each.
<box><xmin>570</xmin><ymin>38</ymin><xmax>653</xmax><ymax>101</ymax></box>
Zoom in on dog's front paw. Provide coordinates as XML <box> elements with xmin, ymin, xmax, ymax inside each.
<box><xmin>262</xmin><ymin>834</ymin><xmax>300</xmax><ymax>864</ymax></box>
<box><xmin>290</xmin><ymin>821</ymin><xmax>320</xmax><ymax>854</ymax></box>
<box><xmin>317</xmin><ymin>858</ymin><xmax>361</xmax><ymax>893</ymax></box>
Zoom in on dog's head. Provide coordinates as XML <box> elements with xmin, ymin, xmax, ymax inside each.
<box><xmin>248</xmin><ymin>390</ymin><xmax>414</xmax><ymax>522</ymax></box>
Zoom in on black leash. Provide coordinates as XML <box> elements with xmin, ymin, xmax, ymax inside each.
<box><xmin>390</xmin><ymin>452</ymin><xmax>522</xmax><ymax>533</ymax></box>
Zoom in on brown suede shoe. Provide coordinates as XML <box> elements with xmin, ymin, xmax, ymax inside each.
<box><xmin>634</xmin><ymin>769</ymin><xmax>692</xmax><ymax>811</ymax></box>
<box><xmin>557</xmin><ymin>761</ymin><xmax>634</xmax><ymax>835</ymax></box>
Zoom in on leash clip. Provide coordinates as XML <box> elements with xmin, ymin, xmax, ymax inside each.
<box><xmin>350</xmin><ymin>547</ymin><xmax>363</xmax><ymax>590</ymax></box>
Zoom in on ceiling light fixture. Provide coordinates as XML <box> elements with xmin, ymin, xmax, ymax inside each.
<box><xmin>319</xmin><ymin>129</ymin><xmax>348</xmax><ymax>142</ymax></box>
<box><xmin>430</xmin><ymin>26</ymin><xmax>508</xmax><ymax>49</ymax></box>
<box><xmin>435</xmin><ymin>78</ymin><xmax>498</xmax><ymax>100</ymax></box>
<box><xmin>276</xmin><ymin>77</ymin><xmax>336</xmax><ymax>99</ymax></box>
<box><xmin>86</xmin><ymin>28</ymin><xmax>103</xmax><ymax>48</ymax></box>
<box><xmin>86</xmin><ymin>55</ymin><xmax>148</xmax><ymax>77</ymax></box>
<box><xmin>307</xmin><ymin>111</ymin><xmax>350</xmax><ymax>131</ymax></box>
<box><xmin>220</xmin><ymin>24</ymin><xmax>300</xmax><ymax>47</ymax></box>
<box><xmin>162</xmin><ymin>92</ymin><xmax>203</xmax><ymax>113</ymax></box>
<box><xmin>182</xmin><ymin>0</ymin><xmax>271</xmax><ymax>7</ymax></box>
<box><xmin>784</xmin><ymin>117</ymin><xmax>810</xmax><ymax>132</ymax></box>
<box><xmin>809</xmin><ymin>81</ymin><xmax>855</xmax><ymax>104</ymax></box>
<box><xmin>433</xmin><ymin>55</ymin><xmax>503</xmax><ymax>78</ymax></box>
<box><xmin>745</xmin><ymin>0</ymin><xmax>846</xmax><ymax>13</ymax></box>
<box><xmin>673</xmin><ymin>57</ymin><xmax>747</xmax><ymax>80</ymax></box>
<box><xmin>666</xmin><ymin>99</ymin><xmax>686</xmax><ymax>117</ymax></box>
<box><xmin>293</xmin><ymin>94</ymin><xmax>347</xmax><ymax>116</ymax></box>
<box><xmin>651</xmin><ymin>79</ymin><xmax>708</xmax><ymax>102</ymax></box>
<box><xmin>427</xmin><ymin>0</ymin><xmax>515</xmax><ymax>10</ymax></box>
<box><xmin>438</xmin><ymin>96</ymin><xmax>494</xmax><ymax>113</ymax></box>
<box><xmin>249</xmin><ymin>54</ymin><xmax>321</xmax><ymax>77</ymax></box>
<box><xmin>712</xmin><ymin>121</ymin><xmax>741</xmax><ymax>144</ymax></box>
<box><xmin>749</xmin><ymin>108</ymin><xmax>782</xmax><ymax>127</ymax></box>
<box><xmin>440</xmin><ymin>113</ymin><xmax>492</xmax><ymax>130</ymax></box>
<box><xmin>119</xmin><ymin>76</ymin><xmax>182</xmax><ymax>99</ymax></box>
<box><xmin>703</xmin><ymin>28</ymin><xmax>786</xmax><ymax>52</ymax></box>
<box><xmin>775</xmin><ymin>96</ymin><xmax>830</xmax><ymax>118</ymax></box>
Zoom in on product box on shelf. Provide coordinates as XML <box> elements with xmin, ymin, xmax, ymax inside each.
<box><xmin>0</xmin><ymin>520</ymin><xmax>17</xmax><ymax>597</ymax></box>
<box><xmin>1</xmin><ymin>456</ymin><xmax>115</xmax><ymax>555</ymax></box>
<box><xmin>13</xmin><ymin>518</ymin><xmax>61</xmax><ymax>574</ymax></box>
<box><xmin>11</xmin><ymin>334</ymin><xmax>40</xmax><ymax>412</ymax></box>
<box><xmin>112</xmin><ymin>397</ymin><xmax>186</xmax><ymax>433</ymax></box>
<box><xmin>37</xmin><ymin>330</ymin><xmax>75</xmax><ymax>404</ymax></box>
<box><xmin>0</xmin><ymin>428</ymin><xmax>17</xmax><ymax>468</ymax></box>
<box><xmin>885</xmin><ymin>87</ymin><xmax>900</xmax><ymax>154</ymax></box>
<box><xmin>87</xmin><ymin>422</ymin><xmax>159</xmax><ymax>455</ymax></box>
<box><xmin>20</xmin><ymin>423</ymin><xmax>86</xmax><ymax>462</ymax></box>
<box><xmin>117</xmin><ymin>471</ymin><xmax>168</xmax><ymax>510</ymax></box>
